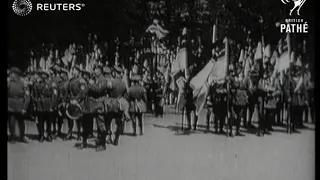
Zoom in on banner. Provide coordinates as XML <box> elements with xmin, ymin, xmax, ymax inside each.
<box><xmin>190</xmin><ymin>59</ymin><xmax>215</xmax><ymax>97</ymax></box>
<box><xmin>254</xmin><ymin>42</ymin><xmax>262</xmax><ymax>61</ymax></box>
<box><xmin>171</xmin><ymin>48</ymin><xmax>187</xmax><ymax>77</ymax></box>
<box><xmin>192</xmin><ymin>38</ymin><xmax>229</xmax><ymax>115</ymax></box>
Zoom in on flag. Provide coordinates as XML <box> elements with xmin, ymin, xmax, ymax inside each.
<box><xmin>208</xmin><ymin>38</ymin><xmax>229</xmax><ymax>83</ymax></box>
<box><xmin>191</xmin><ymin>38</ymin><xmax>229</xmax><ymax>115</ymax></box>
<box><xmin>275</xmin><ymin>51</ymin><xmax>290</xmax><ymax>72</ymax></box>
<box><xmin>39</xmin><ymin>57</ymin><xmax>46</xmax><ymax>70</ymax></box>
<box><xmin>146</xmin><ymin>24</ymin><xmax>169</xmax><ymax>40</ymax></box>
<box><xmin>194</xmin><ymin>82</ymin><xmax>210</xmax><ymax>115</ymax></box>
<box><xmin>243</xmin><ymin>56</ymin><xmax>251</xmax><ymax>78</ymax></box>
<box><xmin>254</xmin><ymin>42</ymin><xmax>262</xmax><ymax>61</ymax></box>
<box><xmin>238</xmin><ymin>49</ymin><xmax>244</xmax><ymax>63</ymax></box>
<box><xmin>171</xmin><ymin>48</ymin><xmax>187</xmax><ymax>77</ymax></box>
<box><xmin>190</xmin><ymin>59</ymin><xmax>216</xmax><ymax>97</ymax></box>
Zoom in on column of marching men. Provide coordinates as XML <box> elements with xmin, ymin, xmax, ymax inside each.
<box><xmin>8</xmin><ymin>29</ymin><xmax>315</xmax><ymax>151</ymax></box>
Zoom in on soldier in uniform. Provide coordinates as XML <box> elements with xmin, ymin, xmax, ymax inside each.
<box><xmin>212</xmin><ymin>81</ymin><xmax>229</xmax><ymax>134</ymax></box>
<box><xmin>34</xmin><ymin>71</ymin><xmax>56</xmax><ymax>142</ymax></box>
<box><xmin>126</xmin><ymin>75</ymin><xmax>148</xmax><ymax>136</ymax></box>
<box><xmin>286</xmin><ymin>61</ymin><xmax>308</xmax><ymax>132</ymax></box>
<box><xmin>260</xmin><ymin>65</ymin><xmax>281</xmax><ymax>134</ymax></box>
<box><xmin>55</xmin><ymin>68</ymin><xmax>69</xmax><ymax>138</ymax></box>
<box><xmin>64</xmin><ymin>66</ymin><xmax>84</xmax><ymax>140</ymax></box>
<box><xmin>8</xmin><ymin>67</ymin><xmax>30</xmax><ymax>144</ymax></box>
<box><xmin>104</xmin><ymin>73</ymin><xmax>129</xmax><ymax>146</ymax></box>
<box><xmin>87</xmin><ymin>66</ymin><xmax>110</xmax><ymax>150</ymax></box>
<box><xmin>204</xmin><ymin>47</ymin><xmax>220</xmax><ymax>132</ymax></box>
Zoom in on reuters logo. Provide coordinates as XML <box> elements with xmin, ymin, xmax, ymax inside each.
<box><xmin>12</xmin><ymin>0</ymin><xmax>33</xmax><ymax>16</ymax></box>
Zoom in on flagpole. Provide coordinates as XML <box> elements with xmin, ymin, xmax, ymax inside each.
<box><xmin>287</xmin><ymin>31</ymin><xmax>292</xmax><ymax>134</ymax></box>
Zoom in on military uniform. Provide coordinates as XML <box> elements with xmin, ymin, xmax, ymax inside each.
<box><xmin>260</xmin><ymin>74</ymin><xmax>281</xmax><ymax>134</ymax></box>
<box><xmin>230</xmin><ymin>77</ymin><xmax>249</xmax><ymax>136</ymax></box>
<box><xmin>87</xmin><ymin>71</ymin><xmax>110</xmax><ymax>150</ymax></box>
<box><xmin>8</xmin><ymin>67</ymin><xmax>30</xmax><ymax>143</ymax></box>
<box><xmin>284</xmin><ymin>67</ymin><xmax>308</xmax><ymax>132</ymax></box>
<box><xmin>64</xmin><ymin>74</ymin><xmax>87</xmax><ymax>140</ymax></box>
<box><xmin>34</xmin><ymin>71</ymin><xmax>58</xmax><ymax>142</ymax></box>
<box><xmin>126</xmin><ymin>75</ymin><xmax>147</xmax><ymax>136</ymax></box>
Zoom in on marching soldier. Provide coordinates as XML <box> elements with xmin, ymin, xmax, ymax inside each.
<box><xmin>104</xmin><ymin>74</ymin><xmax>129</xmax><ymax>146</ymax></box>
<box><xmin>8</xmin><ymin>67</ymin><xmax>30</xmax><ymax>144</ymax></box>
<box><xmin>126</xmin><ymin>75</ymin><xmax>148</xmax><ymax>136</ymax></box>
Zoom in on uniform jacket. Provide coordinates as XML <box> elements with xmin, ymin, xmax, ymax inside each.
<box><xmin>8</xmin><ymin>77</ymin><xmax>31</xmax><ymax>113</ymax></box>
<box><xmin>283</xmin><ymin>76</ymin><xmax>308</xmax><ymax>106</ymax></box>
<box><xmin>126</xmin><ymin>85</ymin><xmax>148</xmax><ymax>113</ymax></box>
<box><xmin>34</xmin><ymin>80</ymin><xmax>56</xmax><ymax>112</ymax></box>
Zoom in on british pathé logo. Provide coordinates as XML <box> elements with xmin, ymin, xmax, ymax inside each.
<box><xmin>12</xmin><ymin>0</ymin><xmax>33</xmax><ymax>16</ymax></box>
<box><xmin>277</xmin><ymin>0</ymin><xmax>308</xmax><ymax>34</ymax></box>
<box><xmin>12</xmin><ymin>0</ymin><xmax>85</xmax><ymax>16</ymax></box>
<box><xmin>281</xmin><ymin>0</ymin><xmax>306</xmax><ymax>16</ymax></box>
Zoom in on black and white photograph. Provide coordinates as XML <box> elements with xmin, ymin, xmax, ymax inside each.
<box><xmin>7</xmin><ymin>0</ymin><xmax>315</xmax><ymax>180</ymax></box>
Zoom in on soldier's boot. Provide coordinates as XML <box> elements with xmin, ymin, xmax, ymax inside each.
<box><xmin>292</xmin><ymin>123</ymin><xmax>300</xmax><ymax>133</ymax></box>
<box><xmin>39</xmin><ymin>136</ymin><xmax>45</xmax><ymax>143</ymax></box>
<box><xmin>205</xmin><ymin>112</ymin><xmax>211</xmax><ymax>133</ymax></box>
<box><xmin>78</xmin><ymin>138</ymin><xmax>88</xmax><ymax>149</ymax></box>
<box><xmin>132</xmin><ymin>119</ymin><xmax>137</xmax><ymax>136</ymax></box>
<box><xmin>219</xmin><ymin>118</ymin><xmax>226</xmax><ymax>134</ymax></box>
<box><xmin>235</xmin><ymin>124</ymin><xmax>242</xmax><ymax>136</ymax></box>
<box><xmin>76</xmin><ymin>132</ymin><xmax>81</xmax><ymax>141</ymax></box>
<box><xmin>214</xmin><ymin>123</ymin><xmax>219</xmax><ymax>134</ymax></box>
<box><xmin>18</xmin><ymin>120</ymin><xmax>28</xmax><ymax>143</ymax></box>
<box><xmin>64</xmin><ymin>131</ymin><xmax>73</xmax><ymax>140</ymax></box>
<box><xmin>228</xmin><ymin>130</ymin><xmax>233</xmax><ymax>137</ymax></box>
<box><xmin>8</xmin><ymin>136</ymin><xmax>16</xmax><ymax>144</ymax></box>
<box><xmin>113</xmin><ymin>132</ymin><xmax>120</xmax><ymax>146</ymax></box>
<box><xmin>19</xmin><ymin>136</ymin><xmax>29</xmax><ymax>144</ymax></box>
<box><xmin>96</xmin><ymin>135</ymin><xmax>107</xmax><ymax>152</ymax></box>
<box><xmin>219</xmin><ymin>127</ymin><xmax>226</xmax><ymax>134</ymax></box>
<box><xmin>106</xmin><ymin>131</ymin><xmax>113</xmax><ymax>144</ymax></box>
<box><xmin>138</xmin><ymin>116</ymin><xmax>143</xmax><ymax>136</ymax></box>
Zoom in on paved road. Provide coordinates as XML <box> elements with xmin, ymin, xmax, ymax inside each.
<box><xmin>8</xmin><ymin>107</ymin><xmax>315</xmax><ymax>180</ymax></box>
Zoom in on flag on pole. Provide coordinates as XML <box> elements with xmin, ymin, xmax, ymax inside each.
<box><xmin>146</xmin><ymin>23</ymin><xmax>169</xmax><ymax>40</ymax></box>
<box><xmin>191</xmin><ymin>38</ymin><xmax>229</xmax><ymax>115</ymax></box>
<box><xmin>171</xmin><ymin>48</ymin><xmax>187</xmax><ymax>77</ymax></box>
<box><xmin>254</xmin><ymin>42</ymin><xmax>262</xmax><ymax>61</ymax></box>
<box><xmin>238</xmin><ymin>49</ymin><xmax>244</xmax><ymax>63</ymax></box>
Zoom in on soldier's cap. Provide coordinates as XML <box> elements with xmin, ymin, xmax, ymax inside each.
<box><xmin>39</xmin><ymin>70</ymin><xmax>50</xmax><ymax>77</ymax></box>
<box><xmin>50</xmin><ymin>64</ymin><xmax>62</xmax><ymax>73</ymax></box>
<box><xmin>131</xmin><ymin>75</ymin><xmax>142</xmax><ymax>82</ymax></box>
<box><xmin>113</xmin><ymin>66</ymin><xmax>123</xmax><ymax>73</ymax></box>
<box><xmin>9</xmin><ymin>67</ymin><xmax>22</xmax><ymax>76</ymax></box>
<box><xmin>103</xmin><ymin>66</ymin><xmax>112</xmax><ymax>74</ymax></box>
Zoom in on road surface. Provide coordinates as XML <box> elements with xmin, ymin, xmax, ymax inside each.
<box><xmin>8</xmin><ymin>106</ymin><xmax>315</xmax><ymax>180</ymax></box>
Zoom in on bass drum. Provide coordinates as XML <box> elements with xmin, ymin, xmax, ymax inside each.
<box><xmin>66</xmin><ymin>102</ymin><xmax>83</xmax><ymax>120</ymax></box>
